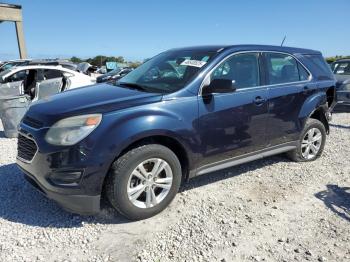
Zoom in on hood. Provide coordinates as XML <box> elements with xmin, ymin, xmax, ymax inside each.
<box><xmin>26</xmin><ymin>83</ymin><xmax>163</xmax><ymax>125</ymax></box>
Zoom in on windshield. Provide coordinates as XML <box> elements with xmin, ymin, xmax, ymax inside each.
<box><xmin>118</xmin><ymin>50</ymin><xmax>216</xmax><ymax>93</ymax></box>
<box><xmin>332</xmin><ymin>62</ymin><xmax>350</xmax><ymax>75</ymax></box>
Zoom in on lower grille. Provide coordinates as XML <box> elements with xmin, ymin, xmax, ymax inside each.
<box><xmin>17</xmin><ymin>133</ymin><xmax>38</xmax><ymax>162</ymax></box>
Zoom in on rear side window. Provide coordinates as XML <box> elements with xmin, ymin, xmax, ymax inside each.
<box><xmin>211</xmin><ymin>53</ymin><xmax>260</xmax><ymax>89</ymax></box>
<box><xmin>265</xmin><ymin>53</ymin><xmax>310</xmax><ymax>85</ymax></box>
<box><xmin>43</xmin><ymin>69</ymin><xmax>63</xmax><ymax>80</ymax></box>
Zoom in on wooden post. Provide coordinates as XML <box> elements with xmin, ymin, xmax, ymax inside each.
<box><xmin>15</xmin><ymin>21</ymin><xmax>27</xmax><ymax>59</ymax></box>
<box><xmin>0</xmin><ymin>4</ymin><xmax>27</xmax><ymax>59</ymax></box>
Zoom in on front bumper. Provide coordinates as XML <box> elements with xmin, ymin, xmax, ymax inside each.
<box><xmin>15</xmin><ymin>125</ymin><xmax>111</xmax><ymax>215</ymax></box>
<box><xmin>20</xmin><ymin>166</ymin><xmax>100</xmax><ymax>215</ymax></box>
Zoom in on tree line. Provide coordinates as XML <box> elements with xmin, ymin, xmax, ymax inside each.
<box><xmin>70</xmin><ymin>54</ymin><xmax>350</xmax><ymax>68</ymax></box>
<box><xmin>325</xmin><ymin>55</ymin><xmax>350</xmax><ymax>64</ymax></box>
<box><xmin>70</xmin><ymin>55</ymin><xmax>142</xmax><ymax>68</ymax></box>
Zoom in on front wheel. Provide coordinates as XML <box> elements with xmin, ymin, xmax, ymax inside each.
<box><xmin>287</xmin><ymin>118</ymin><xmax>326</xmax><ymax>162</ymax></box>
<box><xmin>105</xmin><ymin>144</ymin><xmax>182</xmax><ymax>220</ymax></box>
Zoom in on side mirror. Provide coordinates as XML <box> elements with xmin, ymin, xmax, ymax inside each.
<box><xmin>202</xmin><ymin>79</ymin><xmax>236</xmax><ymax>95</ymax></box>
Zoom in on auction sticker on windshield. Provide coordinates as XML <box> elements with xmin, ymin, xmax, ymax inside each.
<box><xmin>180</xmin><ymin>59</ymin><xmax>207</xmax><ymax>68</ymax></box>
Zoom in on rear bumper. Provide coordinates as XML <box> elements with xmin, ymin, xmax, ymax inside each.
<box><xmin>20</xmin><ymin>166</ymin><xmax>101</xmax><ymax>215</ymax></box>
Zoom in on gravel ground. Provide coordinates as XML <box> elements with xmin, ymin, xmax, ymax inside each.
<box><xmin>0</xmin><ymin>113</ymin><xmax>349</xmax><ymax>262</ymax></box>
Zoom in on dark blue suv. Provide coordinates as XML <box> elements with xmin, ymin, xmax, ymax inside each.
<box><xmin>17</xmin><ymin>45</ymin><xmax>336</xmax><ymax>220</ymax></box>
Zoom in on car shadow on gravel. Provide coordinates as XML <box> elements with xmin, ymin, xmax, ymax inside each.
<box><xmin>0</xmin><ymin>163</ymin><xmax>133</xmax><ymax>228</ymax></box>
<box><xmin>315</xmin><ymin>185</ymin><xmax>350</xmax><ymax>222</ymax></box>
<box><xmin>180</xmin><ymin>155</ymin><xmax>291</xmax><ymax>192</ymax></box>
<box><xmin>333</xmin><ymin>105</ymin><xmax>350</xmax><ymax>113</ymax></box>
<box><xmin>0</xmin><ymin>131</ymin><xmax>5</xmax><ymax>138</ymax></box>
<box><xmin>329</xmin><ymin>124</ymin><xmax>350</xmax><ymax>130</ymax></box>
<box><xmin>0</xmin><ymin>155</ymin><xmax>293</xmax><ymax>228</ymax></box>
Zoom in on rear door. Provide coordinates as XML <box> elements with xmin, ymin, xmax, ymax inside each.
<box><xmin>263</xmin><ymin>52</ymin><xmax>314</xmax><ymax>146</ymax></box>
<box><xmin>35</xmin><ymin>69</ymin><xmax>64</xmax><ymax>100</ymax></box>
<box><xmin>197</xmin><ymin>52</ymin><xmax>269</xmax><ymax>169</ymax></box>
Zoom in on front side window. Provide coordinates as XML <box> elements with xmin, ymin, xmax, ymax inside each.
<box><xmin>265</xmin><ymin>53</ymin><xmax>309</xmax><ymax>85</ymax></box>
<box><xmin>7</xmin><ymin>70</ymin><xmax>27</xmax><ymax>82</ymax></box>
<box><xmin>118</xmin><ymin>50</ymin><xmax>216</xmax><ymax>93</ymax></box>
<box><xmin>0</xmin><ymin>69</ymin><xmax>12</xmax><ymax>83</ymax></box>
<box><xmin>211</xmin><ymin>53</ymin><xmax>260</xmax><ymax>89</ymax></box>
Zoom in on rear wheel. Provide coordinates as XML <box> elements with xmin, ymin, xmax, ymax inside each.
<box><xmin>287</xmin><ymin>118</ymin><xmax>326</xmax><ymax>162</ymax></box>
<box><xmin>105</xmin><ymin>144</ymin><xmax>182</xmax><ymax>220</ymax></box>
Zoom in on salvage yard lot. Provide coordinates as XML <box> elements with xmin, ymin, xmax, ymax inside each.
<box><xmin>0</xmin><ymin>113</ymin><xmax>349</xmax><ymax>262</ymax></box>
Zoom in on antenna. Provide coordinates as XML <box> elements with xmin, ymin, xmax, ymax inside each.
<box><xmin>281</xmin><ymin>36</ymin><xmax>286</xmax><ymax>46</ymax></box>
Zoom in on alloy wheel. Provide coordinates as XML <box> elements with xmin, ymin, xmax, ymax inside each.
<box><xmin>301</xmin><ymin>127</ymin><xmax>323</xmax><ymax>160</ymax></box>
<box><xmin>127</xmin><ymin>158</ymin><xmax>173</xmax><ymax>208</ymax></box>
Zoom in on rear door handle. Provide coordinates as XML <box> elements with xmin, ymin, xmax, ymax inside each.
<box><xmin>303</xmin><ymin>85</ymin><xmax>311</xmax><ymax>94</ymax></box>
<box><xmin>254</xmin><ymin>96</ymin><xmax>266</xmax><ymax>105</ymax></box>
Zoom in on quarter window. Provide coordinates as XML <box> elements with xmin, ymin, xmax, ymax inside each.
<box><xmin>211</xmin><ymin>53</ymin><xmax>260</xmax><ymax>89</ymax></box>
<box><xmin>298</xmin><ymin>63</ymin><xmax>310</xmax><ymax>81</ymax></box>
<box><xmin>265</xmin><ymin>53</ymin><xmax>309</xmax><ymax>85</ymax></box>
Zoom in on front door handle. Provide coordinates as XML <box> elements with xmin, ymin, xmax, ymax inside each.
<box><xmin>254</xmin><ymin>96</ymin><xmax>266</xmax><ymax>106</ymax></box>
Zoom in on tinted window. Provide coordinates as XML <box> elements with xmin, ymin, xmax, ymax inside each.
<box><xmin>43</xmin><ymin>69</ymin><xmax>63</xmax><ymax>80</ymax></box>
<box><xmin>211</xmin><ymin>53</ymin><xmax>260</xmax><ymax>89</ymax></box>
<box><xmin>305</xmin><ymin>54</ymin><xmax>333</xmax><ymax>79</ymax></box>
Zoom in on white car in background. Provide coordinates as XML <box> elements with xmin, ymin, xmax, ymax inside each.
<box><xmin>0</xmin><ymin>65</ymin><xmax>95</xmax><ymax>101</ymax></box>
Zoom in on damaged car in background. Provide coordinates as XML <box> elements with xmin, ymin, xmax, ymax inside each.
<box><xmin>331</xmin><ymin>59</ymin><xmax>350</xmax><ymax>107</ymax></box>
<box><xmin>0</xmin><ymin>65</ymin><xmax>95</xmax><ymax>138</ymax></box>
<box><xmin>96</xmin><ymin>67</ymin><xmax>133</xmax><ymax>83</ymax></box>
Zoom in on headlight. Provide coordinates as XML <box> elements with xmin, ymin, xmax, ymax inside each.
<box><xmin>45</xmin><ymin>114</ymin><xmax>102</xmax><ymax>146</ymax></box>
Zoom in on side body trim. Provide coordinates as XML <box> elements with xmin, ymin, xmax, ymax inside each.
<box><xmin>194</xmin><ymin>141</ymin><xmax>297</xmax><ymax>176</ymax></box>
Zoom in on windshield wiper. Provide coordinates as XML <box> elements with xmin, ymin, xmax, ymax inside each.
<box><xmin>118</xmin><ymin>82</ymin><xmax>148</xmax><ymax>91</ymax></box>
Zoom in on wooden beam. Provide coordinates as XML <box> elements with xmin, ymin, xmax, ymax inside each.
<box><xmin>0</xmin><ymin>6</ymin><xmax>22</xmax><ymax>22</ymax></box>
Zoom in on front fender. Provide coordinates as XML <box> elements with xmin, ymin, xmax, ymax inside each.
<box><xmin>87</xmin><ymin>100</ymin><xmax>199</xmax><ymax>190</ymax></box>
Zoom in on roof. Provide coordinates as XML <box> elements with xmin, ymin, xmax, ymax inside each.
<box><xmin>7</xmin><ymin>65</ymin><xmax>76</xmax><ymax>73</ymax></box>
<box><xmin>168</xmin><ymin>44</ymin><xmax>321</xmax><ymax>55</ymax></box>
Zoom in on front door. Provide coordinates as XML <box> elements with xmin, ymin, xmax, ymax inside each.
<box><xmin>0</xmin><ymin>70</ymin><xmax>26</xmax><ymax>96</ymax></box>
<box><xmin>197</xmin><ymin>52</ymin><xmax>269</xmax><ymax>169</ymax></box>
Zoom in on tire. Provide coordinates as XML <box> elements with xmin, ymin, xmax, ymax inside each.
<box><xmin>287</xmin><ymin>118</ymin><xmax>326</xmax><ymax>162</ymax></box>
<box><xmin>105</xmin><ymin>144</ymin><xmax>182</xmax><ymax>220</ymax></box>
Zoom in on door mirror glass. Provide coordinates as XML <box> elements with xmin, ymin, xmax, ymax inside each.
<box><xmin>203</xmin><ymin>79</ymin><xmax>236</xmax><ymax>95</ymax></box>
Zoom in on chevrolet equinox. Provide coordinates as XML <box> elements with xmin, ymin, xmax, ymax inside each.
<box><xmin>17</xmin><ymin>45</ymin><xmax>336</xmax><ymax>220</ymax></box>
